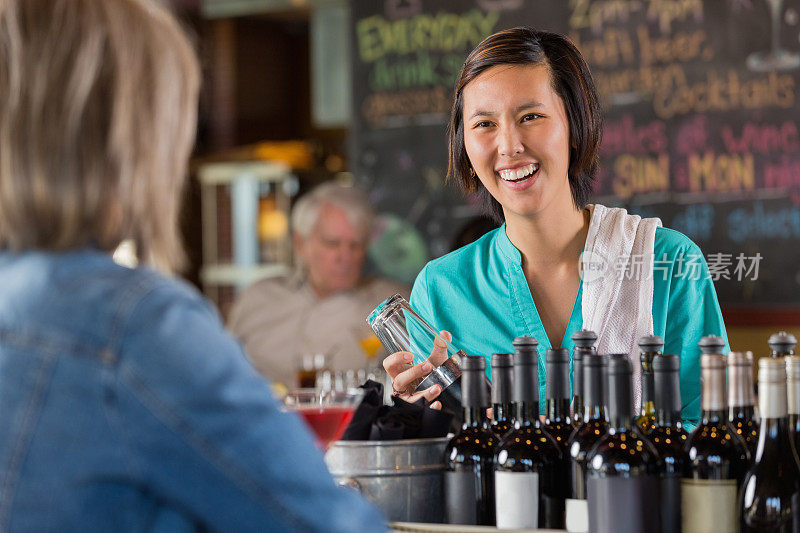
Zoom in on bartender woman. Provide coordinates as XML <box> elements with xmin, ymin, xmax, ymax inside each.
<box><xmin>383</xmin><ymin>27</ymin><xmax>727</xmax><ymax>430</ymax></box>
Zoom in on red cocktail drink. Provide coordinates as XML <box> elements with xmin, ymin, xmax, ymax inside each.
<box><xmin>283</xmin><ymin>388</ymin><xmax>365</xmax><ymax>451</ymax></box>
<box><xmin>297</xmin><ymin>406</ymin><xmax>356</xmax><ymax>450</ymax></box>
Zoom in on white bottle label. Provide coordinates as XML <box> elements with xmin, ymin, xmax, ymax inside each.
<box><xmin>565</xmin><ymin>498</ymin><xmax>589</xmax><ymax>532</ymax></box>
<box><xmin>494</xmin><ymin>471</ymin><xmax>539</xmax><ymax>529</ymax></box>
<box><xmin>681</xmin><ymin>478</ymin><xmax>738</xmax><ymax>533</ymax></box>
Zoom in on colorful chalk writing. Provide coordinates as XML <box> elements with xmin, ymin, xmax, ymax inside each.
<box><xmin>763</xmin><ymin>156</ymin><xmax>800</xmax><ymax>190</ymax></box>
<box><xmin>671</xmin><ymin>204</ymin><xmax>715</xmax><ymax>242</ymax></box>
<box><xmin>612</xmin><ymin>154</ymin><xmax>670</xmax><ymax>199</ymax></box>
<box><xmin>568</xmin><ymin>0</ymin><xmax>703</xmax><ymax>34</ymax></box>
<box><xmin>602</xmin><ymin>114</ymin><xmax>668</xmax><ymax>155</ymax></box>
<box><xmin>688</xmin><ymin>152</ymin><xmax>755</xmax><ymax>194</ymax></box>
<box><xmin>728</xmin><ymin>202</ymin><xmax>800</xmax><ymax>243</ymax></box>
<box><xmin>654</xmin><ymin>70</ymin><xmax>795</xmax><ymax>121</ymax></box>
<box><xmin>721</xmin><ymin>121</ymin><xmax>800</xmax><ymax>155</ymax></box>
<box><xmin>356</xmin><ymin>10</ymin><xmax>499</xmax><ymax>62</ymax></box>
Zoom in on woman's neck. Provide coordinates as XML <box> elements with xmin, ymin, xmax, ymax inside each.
<box><xmin>505</xmin><ymin>202</ymin><xmax>590</xmax><ymax>271</ymax></box>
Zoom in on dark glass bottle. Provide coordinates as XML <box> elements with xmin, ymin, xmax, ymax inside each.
<box><xmin>566</xmin><ymin>349</ymin><xmax>607</xmax><ymax>533</ymax></box>
<box><xmin>788</xmin><ymin>356</ymin><xmax>800</xmax><ymax>456</ymax></box>
<box><xmin>635</xmin><ymin>335</ymin><xmax>661</xmax><ymax>435</ymax></box>
<box><xmin>728</xmin><ymin>351</ymin><xmax>759</xmax><ymax>454</ymax></box>
<box><xmin>570</xmin><ymin>330</ymin><xmax>597</xmax><ymax>427</ymax></box>
<box><xmin>682</xmin><ymin>352</ymin><xmax>751</xmax><ymax>533</ymax></box>
<box><xmin>490</xmin><ymin>353</ymin><xmax>514</xmax><ymax>439</ymax></box>
<box><xmin>585</xmin><ymin>354</ymin><xmax>661</xmax><ymax>533</ymax></box>
<box><xmin>444</xmin><ymin>355</ymin><xmax>497</xmax><ymax>526</ymax></box>
<box><xmin>544</xmin><ymin>348</ymin><xmax>575</xmax><ymax>451</ymax></box>
<box><xmin>650</xmin><ymin>353</ymin><xmax>689</xmax><ymax>533</ymax></box>
<box><xmin>741</xmin><ymin>357</ymin><xmax>800</xmax><ymax>532</ymax></box>
<box><xmin>769</xmin><ymin>331</ymin><xmax>797</xmax><ymax>358</ymax></box>
<box><xmin>494</xmin><ymin>336</ymin><xmax>564</xmax><ymax>530</ymax></box>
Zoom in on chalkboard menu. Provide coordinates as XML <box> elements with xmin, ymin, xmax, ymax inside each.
<box><xmin>351</xmin><ymin>0</ymin><xmax>800</xmax><ymax>308</ymax></box>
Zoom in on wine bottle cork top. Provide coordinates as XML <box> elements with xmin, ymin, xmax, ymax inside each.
<box><xmin>513</xmin><ymin>335</ymin><xmax>538</xmax><ymax>349</ymax></box>
<box><xmin>698</xmin><ymin>335</ymin><xmax>726</xmax><ymax>354</ymax></box>
<box><xmin>571</xmin><ymin>330</ymin><xmax>598</xmax><ymax>347</ymax></box>
<box><xmin>768</xmin><ymin>331</ymin><xmax>797</xmax><ymax>351</ymax></box>
<box><xmin>638</xmin><ymin>335</ymin><xmax>664</xmax><ymax>351</ymax></box>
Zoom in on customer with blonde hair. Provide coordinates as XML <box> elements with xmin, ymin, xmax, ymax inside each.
<box><xmin>0</xmin><ymin>0</ymin><xmax>385</xmax><ymax>530</ymax></box>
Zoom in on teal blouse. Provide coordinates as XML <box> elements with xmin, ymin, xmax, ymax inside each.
<box><xmin>410</xmin><ymin>224</ymin><xmax>729</xmax><ymax>430</ymax></box>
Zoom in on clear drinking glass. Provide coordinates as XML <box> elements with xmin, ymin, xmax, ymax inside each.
<box><xmin>367</xmin><ymin>294</ymin><xmax>467</xmax><ymax>418</ymax></box>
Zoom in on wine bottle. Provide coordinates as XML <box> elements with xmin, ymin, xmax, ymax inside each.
<box><xmin>490</xmin><ymin>352</ymin><xmax>515</xmax><ymax>439</ymax></box>
<box><xmin>650</xmin><ymin>353</ymin><xmax>689</xmax><ymax>533</ymax></box>
<box><xmin>571</xmin><ymin>330</ymin><xmax>598</xmax><ymax>427</ymax></box>
<box><xmin>444</xmin><ymin>355</ymin><xmax>497</xmax><ymax>526</ymax></box>
<box><xmin>544</xmin><ymin>348</ymin><xmax>575</xmax><ymax>450</ymax></box>
<box><xmin>682</xmin><ymin>353</ymin><xmax>751</xmax><ymax>533</ymax></box>
<box><xmin>586</xmin><ymin>354</ymin><xmax>661</xmax><ymax>533</ymax></box>
<box><xmin>741</xmin><ymin>357</ymin><xmax>800</xmax><ymax>532</ymax></box>
<box><xmin>494</xmin><ymin>336</ymin><xmax>564</xmax><ymax>530</ymax></box>
<box><xmin>788</xmin><ymin>356</ymin><xmax>800</xmax><ymax>456</ymax></box>
<box><xmin>728</xmin><ymin>351</ymin><xmax>759</xmax><ymax>454</ymax></box>
<box><xmin>769</xmin><ymin>331</ymin><xmax>797</xmax><ymax>358</ymax></box>
<box><xmin>635</xmin><ymin>335</ymin><xmax>661</xmax><ymax>435</ymax></box>
<box><xmin>566</xmin><ymin>349</ymin><xmax>607</xmax><ymax>533</ymax></box>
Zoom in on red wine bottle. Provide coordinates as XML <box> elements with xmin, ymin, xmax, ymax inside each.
<box><xmin>490</xmin><ymin>353</ymin><xmax>515</xmax><ymax>439</ymax></box>
<box><xmin>444</xmin><ymin>355</ymin><xmax>497</xmax><ymax>526</ymax></box>
<box><xmin>728</xmin><ymin>351</ymin><xmax>759</xmax><ymax>455</ymax></box>
<box><xmin>788</xmin><ymin>356</ymin><xmax>800</xmax><ymax>456</ymax></box>
<box><xmin>494</xmin><ymin>336</ymin><xmax>564</xmax><ymax>529</ymax></box>
<box><xmin>650</xmin><ymin>353</ymin><xmax>688</xmax><ymax>533</ymax></box>
<box><xmin>566</xmin><ymin>347</ymin><xmax>606</xmax><ymax>533</ymax></box>
<box><xmin>741</xmin><ymin>357</ymin><xmax>800</xmax><ymax>532</ymax></box>
<box><xmin>635</xmin><ymin>335</ymin><xmax>661</xmax><ymax>435</ymax></box>
<box><xmin>586</xmin><ymin>354</ymin><xmax>661</xmax><ymax>533</ymax></box>
<box><xmin>682</xmin><ymin>352</ymin><xmax>751</xmax><ymax>533</ymax></box>
<box><xmin>543</xmin><ymin>347</ymin><xmax>573</xmax><ymax>526</ymax></box>
<box><xmin>544</xmin><ymin>348</ymin><xmax>575</xmax><ymax>450</ymax></box>
<box><xmin>570</xmin><ymin>330</ymin><xmax>598</xmax><ymax>427</ymax></box>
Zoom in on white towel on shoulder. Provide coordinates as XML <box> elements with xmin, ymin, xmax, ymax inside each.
<box><xmin>581</xmin><ymin>204</ymin><xmax>662</xmax><ymax>410</ymax></box>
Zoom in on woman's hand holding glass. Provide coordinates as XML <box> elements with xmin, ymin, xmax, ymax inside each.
<box><xmin>382</xmin><ymin>330</ymin><xmax>453</xmax><ymax>409</ymax></box>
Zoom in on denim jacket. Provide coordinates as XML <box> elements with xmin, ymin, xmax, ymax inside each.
<box><xmin>0</xmin><ymin>250</ymin><xmax>387</xmax><ymax>532</ymax></box>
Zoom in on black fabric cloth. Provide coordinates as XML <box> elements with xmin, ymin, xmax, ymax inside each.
<box><xmin>340</xmin><ymin>380</ymin><xmax>453</xmax><ymax>441</ymax></box>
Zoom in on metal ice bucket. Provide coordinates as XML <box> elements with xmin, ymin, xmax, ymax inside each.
<box><xmin>325</xmin><ymin>437</ymin><xmax>449</xmax><ymax>523</ymax></box>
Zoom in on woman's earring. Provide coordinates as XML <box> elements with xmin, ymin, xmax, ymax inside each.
<box><xmin>469</xmin><ymin>167</ymin><xmax>476</xmax><ymax>177</ymax></box>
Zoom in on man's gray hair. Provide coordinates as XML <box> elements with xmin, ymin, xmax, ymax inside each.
<box><xmin>291</xmin><ymin>182</ymin><xmax>374</xmax><ymax>240</ymax></box>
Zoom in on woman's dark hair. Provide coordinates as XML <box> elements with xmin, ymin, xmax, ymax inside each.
<box><xmin>446</xmin><ymin>27</ymin><xmax>602</xmax><ymax>223</ymax></box>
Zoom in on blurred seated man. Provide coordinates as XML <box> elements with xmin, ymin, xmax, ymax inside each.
<box><xmin>229</xmin><ymin>182</ymin><xmax>408</xmax><ymax>388</ymax></box>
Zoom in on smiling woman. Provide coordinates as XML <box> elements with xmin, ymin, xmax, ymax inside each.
<box><xmin>382</xmin><ymin>27</ymin><xmax>728</xmax><ymax>435</ymax></box>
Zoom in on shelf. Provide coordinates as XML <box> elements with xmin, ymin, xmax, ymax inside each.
<box><xmin>200</xmin><ymin>263</ymin><xmax>290</xmax><ymax>287</ymax></box>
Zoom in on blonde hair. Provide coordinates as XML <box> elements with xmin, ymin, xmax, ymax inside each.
<box><xmin>0</xmin><ymin>0</ymin><xmax>200</xmax><ymax>272</ymax></box>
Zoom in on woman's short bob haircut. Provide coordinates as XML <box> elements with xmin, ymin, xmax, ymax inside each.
<box><xmin>0</xmin><ymin>0</ymin><xmax>200</xmax><ymax>272</ymax></box>
<box><xmin>447</xmin><ymin>27</ymin><xmax>602</xmax><ymax>222</ymax></box>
